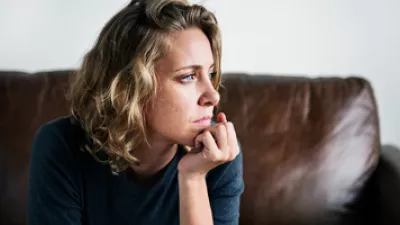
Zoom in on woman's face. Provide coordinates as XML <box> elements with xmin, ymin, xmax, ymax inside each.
<box><xmin>146</xmin><ymin>27</ymin><xmax>219</xmax><ymax>147</ymax></box>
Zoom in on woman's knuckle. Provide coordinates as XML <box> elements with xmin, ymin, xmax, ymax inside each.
<box><xmin>210</xmin><ymin>156</ymin><xmax>220</xmax><ymax>163</ymax></box>
<box><xmin>230</xmin><ymin>152</ymin><xmax>237</xmax><ymax>161</ymax></box>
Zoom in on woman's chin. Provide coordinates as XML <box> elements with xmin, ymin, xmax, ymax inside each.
<box><xmin>176</xmin><ymin>136</ymin><xmax>197</xmax><ymax>148</ymax></box>
<box><xmin>170</xmin><ymin>128</ymin><xmax>203</xmax><ymax>148</ymax></box>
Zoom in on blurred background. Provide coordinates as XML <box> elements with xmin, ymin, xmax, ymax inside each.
<box><xmin>0</xmin><ymin>0</ymin><xmax>399</xmax><ymax>147</ymax></box>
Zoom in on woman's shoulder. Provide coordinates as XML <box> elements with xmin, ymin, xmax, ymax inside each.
<box><xmin>38</xmin><ymin>115</ymin><xmax>83</xmax><ymax>133</ymax></box>
<box><xmin>32</xmin><ymin>115</ymin><xmax>89</xmax><ymax>162</ymax></box>
<box><xmin>37</xmin><ymin>115</ymin><xmax>86</xmax><ymax>140</ymax></box>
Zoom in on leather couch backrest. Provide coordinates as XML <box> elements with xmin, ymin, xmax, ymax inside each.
<box><xmin>0</xmin><ymin>71</ymin><xmax>71</xmax><ymax>225</ymax></box>
<box><xmin>0</xmin><ymin>71</ymin><xmax>380</xmax><ymax>225</ymax></box>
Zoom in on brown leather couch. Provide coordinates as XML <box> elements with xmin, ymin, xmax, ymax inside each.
<box><xmin>1</xmin><ymin>70</ymin><xmax>399</xmax><ymax>225</ymax></box>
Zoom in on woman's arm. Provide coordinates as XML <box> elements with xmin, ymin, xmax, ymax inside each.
<box><xmin>178</xmin><ymin>151</ymin><xmax>244</xmax><ymax>225</ymax></box>
<box><xmin>28</xmin><ymin>123</ymin><xmax>83</xmax><ymax>225</ymax></box>
<box><xmin>179</xmin><ymin>173</ymin><xmax>213</xmax><ymax>225</ymax></box>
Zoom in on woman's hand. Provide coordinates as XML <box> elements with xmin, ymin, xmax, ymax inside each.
<box><xmin>178</xmin><ymin>112</ymin><xmax>239</xmax><ymax>179</ymax></box>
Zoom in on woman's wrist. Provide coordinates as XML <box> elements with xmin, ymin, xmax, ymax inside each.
<box><xmin>178</xmin><ymin>171</ymin><xmax>207</xmax><ymax>183</ymax></box>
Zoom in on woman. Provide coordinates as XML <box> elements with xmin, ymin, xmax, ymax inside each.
<box><xmin>28</xmin><ymin>0</ymin><xmax>244</xmax><ymax>224</ymax></box>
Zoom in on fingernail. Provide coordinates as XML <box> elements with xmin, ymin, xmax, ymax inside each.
<box><xmin>221</xmin><ymin>112</ymin><xmax>227</xmax><ymax>122</ymax></box>
<box><xmin>218</xmin><ymin>112</ymin><xmax>224</xmax><ymax>122</ymax></box>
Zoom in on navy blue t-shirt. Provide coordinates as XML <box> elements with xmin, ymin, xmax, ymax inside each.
<box><xmin>28</xmin><ymin>116</ymin><xmax>244</xmax><ymax>225</ymax></box>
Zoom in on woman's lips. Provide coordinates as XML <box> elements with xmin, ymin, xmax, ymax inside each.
<box><xmin>194</xmin><ymin>117</ymin><xmax>212</xmax><ymax>126</ymax></box>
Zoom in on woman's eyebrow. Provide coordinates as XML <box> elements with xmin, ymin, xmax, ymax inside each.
<box><xmin>174</xmin><ymin>63</ymin><xmax>215</xmax><ymax>72</ymax></box>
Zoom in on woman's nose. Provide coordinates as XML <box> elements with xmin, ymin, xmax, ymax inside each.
<box><xmin>198</xmin><ymin>82</ymin><xmax>220</xmax><ymax>107</ymax></box>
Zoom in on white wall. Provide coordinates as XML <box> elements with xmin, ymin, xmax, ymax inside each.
<box><xmin>1</xmin><ymin>0</ymin><xmax>399</xmax><ymax>147</ymax></box>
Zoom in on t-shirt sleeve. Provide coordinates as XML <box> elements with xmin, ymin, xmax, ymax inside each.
<box><xmin>28</xmin><ymin>123</ymin><xmax>83</xmax><ymax>225</ymax></box>
<box><xmin>208</xmin><ymin>144</ymin><xmax>245</xmax><ymax>225</ymax></box>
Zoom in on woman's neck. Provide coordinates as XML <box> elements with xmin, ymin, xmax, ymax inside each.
<box><xmin>130</xmin><ymin>142</ymin><xmax>178</xmax><ymax>178</ymax></box>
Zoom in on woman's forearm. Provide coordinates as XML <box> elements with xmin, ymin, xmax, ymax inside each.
<box><xmin>178</xmin><ymin>173</ymin><xmax>213</xmax><ymax>225</ymax></box>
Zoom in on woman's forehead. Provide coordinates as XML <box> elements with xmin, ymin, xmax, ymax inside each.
<box><xmin>157</xmin><ymin>28</ymin><xmax>214</xmax><ymax>72</ymax></box>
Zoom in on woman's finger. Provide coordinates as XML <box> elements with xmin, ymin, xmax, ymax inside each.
<box><xmin>195</xmin><ymin>131</ymin><xmax>223</xmax><ymax>161</ymax></box>
<box><xmin>217</xmin><ymin>112</ymin><xmax>227</xmax><ymax>123</ymax></box>
<box><xmin>226</xmin><ymin>122</ymin><xmax>239</xmax><ymax>160</ymax></box>
<box><xmin>207</xmin><ymin>123</ymin><xmax>228</xmax><ymax>150</ymax></box>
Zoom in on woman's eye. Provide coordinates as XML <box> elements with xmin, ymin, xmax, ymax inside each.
<box><xmin>181</xmin><ymin>74</ymin><xmax>196</xmax><ymax>82</ymax></box>
<box><xmin>208</xmin><ymin>72</ymin><xmax>217</xmax><ymax>79</ymax></box>
<box><xmin>180</xmin><ymin>72</ymin><xmax>216</xmax><ymax>83</ymax></box>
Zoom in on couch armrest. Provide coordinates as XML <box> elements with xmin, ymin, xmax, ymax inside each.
<box><xmin>377</xmin><ymin>145</ymin><xmax>400</xmax><ymax>225</ymax></box>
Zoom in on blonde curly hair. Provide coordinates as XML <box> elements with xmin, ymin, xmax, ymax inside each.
<box><xmin>66</xmin><ymin>0</ymin><xmax>222</xmax><ymax>173</ymax></box>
